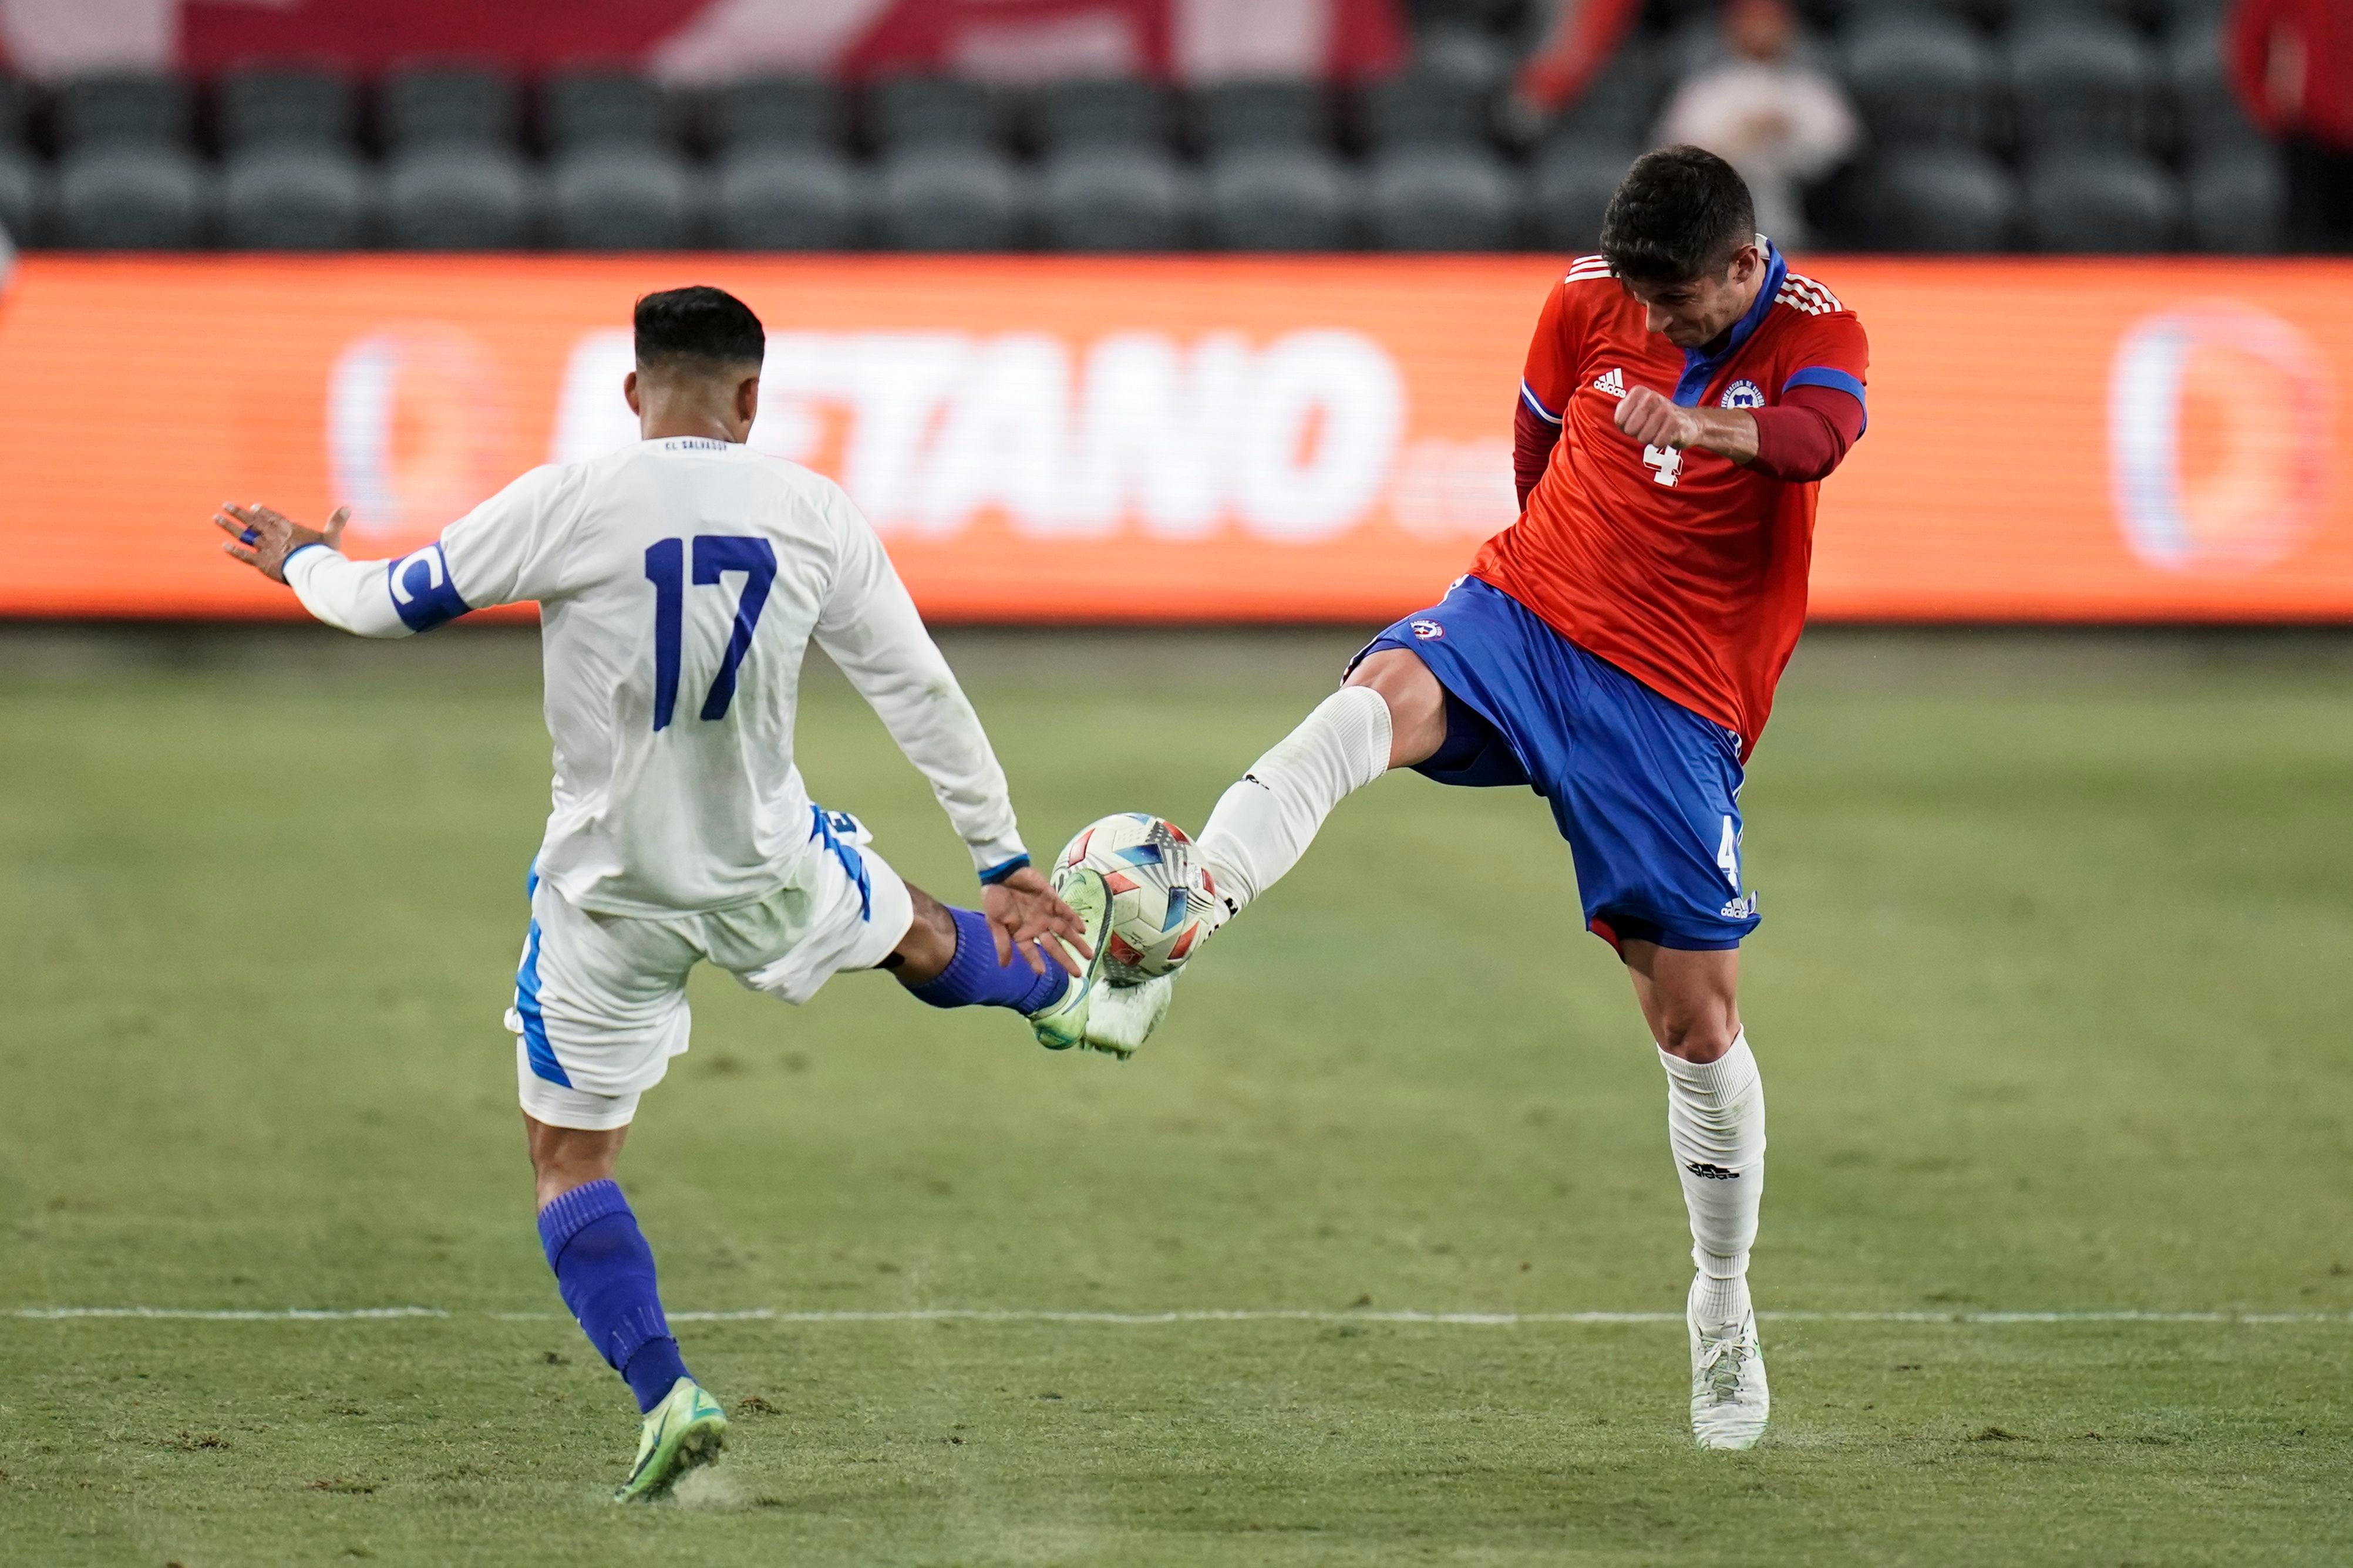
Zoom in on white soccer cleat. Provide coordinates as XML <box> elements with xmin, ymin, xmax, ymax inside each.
<box><xmin>1688</xmin><ymin>1295</ymin><xmax>1769</xmax><ymax>1450</ymax></box>
<box><xmin>1083</xmin><ymin>974</ymin><xmax>1176</xmax><ymax>1059</ymax></box>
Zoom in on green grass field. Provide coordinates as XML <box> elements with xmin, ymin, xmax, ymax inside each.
<box><xmin>3</xmin><ymin>627</ymin><xmax>2350</xmax><ymax>1567</ymax></box>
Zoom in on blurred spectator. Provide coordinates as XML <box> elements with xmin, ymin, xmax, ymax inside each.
<box><xmin>1510</xmin><ymin>0</ymin><xmax>1644</xmax><ymax>122</ymax></box>
<box><xmin>1656</xmin><ymin>0</ymin><xmax>1857</xmax><ymax>248</ymax></box>
<box><xmin>2229</xmin><ymin>0</ymin><xmax>2353</xmax><ymax>252</ymax></box>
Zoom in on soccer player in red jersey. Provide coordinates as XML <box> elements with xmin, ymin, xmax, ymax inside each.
<box><xmin>1167</xmin><ymin>148</ymin><xmax>1870</xmax><ymax>1448</ymax></box>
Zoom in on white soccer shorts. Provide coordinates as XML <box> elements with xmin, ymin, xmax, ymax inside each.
<box><xmin>506</xmin><ymin>814</ymin><xmax>914</xmax><ymax>1131</ymax></box>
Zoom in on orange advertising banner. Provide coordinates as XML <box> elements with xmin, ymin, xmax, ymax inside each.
<box><xmin>0</xmin><ymin>255</ymin><xmax>2347</xmax><ymax>622</ymax></box>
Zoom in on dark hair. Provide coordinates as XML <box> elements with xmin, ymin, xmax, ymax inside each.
<box><xmin>634</xmin><ymin>285</ymin><xmax>765</xmax><ymax>373</ymax></box>
<box><xmin>1598</xmin><ymin>147</ymin><xmax>1757</xmax><ymax>286</ymax></box>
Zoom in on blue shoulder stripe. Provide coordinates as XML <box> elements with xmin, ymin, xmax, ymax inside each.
<box><xmin>1519</xmin><ymin>379</ymin><xmax>1563</xmax><ymax>425</ymax></box>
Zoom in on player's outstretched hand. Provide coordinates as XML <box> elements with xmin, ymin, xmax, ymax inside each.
<box><xmin>214</xmin><ymin>501</ymin><xmax>349</xmax><ymax>584</ymax></box>
<box><xmin>984</xmin><ymin>866</ymin><xmax>1094</xmax><ymax>979</ymax></box>
<box><xmin>1613</xmin><ymin>386</ymin><xmax>1705</xmax><ymax>451</ymax></box>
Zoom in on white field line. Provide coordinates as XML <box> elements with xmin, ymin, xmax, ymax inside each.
<box><xmin>9</xmin><ymin>1306</ymin><xmax>2352</xmax><ymax>1327</ymax></box>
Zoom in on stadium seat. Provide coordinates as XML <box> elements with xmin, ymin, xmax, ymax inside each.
<box><xmin>1028</xmin><ymin>77</ymin><xmax>1169</xmax><ymax>154</ymax></box>
<box><xmin>706</xmin><ymin>75</ymin><xmax>841</xmax><ymax>152</ymax></box>
<box><xmin>217</xmin><ymin>66</ymin><xmax>355</xmax><ymax>151</ymax></box>
<box><xmin>1193</xmin><ymin>79</ymin><xmax>1331</xmax><ymax>153</ymax></box>
<box><xmin>1841</xmin><ymin>11</ymin><xmax>1995</xmax><ymax>149</ymax></box>
<box><xmin>1358</xmin><ymin>69</ymin><xmax>1491</xmax><ymax>152</ymax></box>
<box><xmin>1039</xmin><ymin>146</ymin><xmax>1196</xmax><ymax>251</ymax></box>
<box><xmin>0</xmin><ymin>146</ymin><xmax>52</xmax><ymax>244</ymax></box>
<box><xmin>1967</xmin><ymin>0</ymin><xmax>2113</xmax><ymax>24</ymax></box>
<box><xmin>868</xmin><ymin>75</ymin><xmax>999</xmax><ymax>153</ymax></box>
<box><xmin>385</xmin><ymin>146</ymin><xmax>537</xmax><ymax>248</ymax></box>
<box><xmin>872</xmin><ymin>145</ymin><xmax>1028</xmax><ymax>249</ymax></box>
<box><xmin>221</xmin><ymin>145</ymin><xmax>375</xmax><ymax>248</ymax></box>
<box><xmin>1835</xmin><ymin>0</ymin><xmax>1981</xmax><ymax>16</ymax></box>
<box><xmin>1544</xmin><ymin>41</ymin><xmax>1658</xmax><ymax>148</ymax></box>
<box><xmin>2140</xmin><ymin>0</ymin><xmax>2231</xmax><ymax>27</ymax></box>
<box><xmin>2186</xmin><ymin>147</ymin><xmax>2283</xmax><ymax>254</ymax></box>
<box><xmin>2022</xmin><ymin>150</ymin><xmax>2184</xmax><ymax>252</ymax></box>
<box><xmin>1202</xmin><ymin>147</ymin><xmax>1357</xmax><ymax>250</ymax></box>
<box><xmin>2007</xmin><ymin>13</ymin><xmax>2160</xmax><ymax>153</ymax></box>
<box><xmin>1851</xmin><ymin>145</ymin><xmax>2018</xmax><ymax>252</ymax></box>
<box><xmin>382</xmin><ymin>65</ymin><xmax>518</xmax><ymax>150</ymax></box>
<box><xmin>1528</xmin><ymin>139</ymin><xmax>1638</xmax><ymax>254</ymax></box>
<box><xmin>712</xmin><ymin>147</ymin><xmax>861</xmax><ymax>248</ymax></box>
<box><xmin>2169</xmin><ymin>18</ymin><xmax>2266</xmax><ymax>159</ymax></box>
<box><xmin>53</xmin><ymin>72</ymin><xmax>187</xmax><ymax>151</ymax></box>
<box><xmin>544</xmin><ymin>69</ymin><xmax>674</xmax><ymax>153</ymax></box>
<box><xmin>550</xmin><ymin>146</ymin><xmax>701</xmax><ymax>249</ymax></box>
<box><xmin>1365</xmin><ymin>146</ymin><xmax>1519</xmax><ymax>249</ymax></box>
<box><xmin>1413</xmin><ymin>23</ymin><xmax>1514</xmax><ymax>96</ymax></box>
<box><xmin>0</xmin><ymin>74</ymin><xmax>29</xmax><ymax>234</ymax></box>
<box><xmin>56</xmin><ymin>145</ymin><xmax>213</xmax><ymax>247</ymax></box>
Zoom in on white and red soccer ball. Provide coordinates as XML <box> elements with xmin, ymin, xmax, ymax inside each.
<box><xmin>1053</xmin><ymin>812</ymin><xmax>1216</xmax><ymax>984</ymax></box>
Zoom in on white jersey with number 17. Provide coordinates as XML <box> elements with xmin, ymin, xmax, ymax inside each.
<box><xmin>284</xmin><ymin>436</ymin><xmax>1028</xmax><ymax>918</ymax></box>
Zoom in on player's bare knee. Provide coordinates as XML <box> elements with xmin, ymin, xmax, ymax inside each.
<box><xmin>1655</xmin><ymin>1011</ymin><xmax>1741</xmax><ymax>1064</ymax></box>
<box><xmin>1345</xmin><ymin>649</ymin><xmax>1446</xmax><ymax>768</ymax></box>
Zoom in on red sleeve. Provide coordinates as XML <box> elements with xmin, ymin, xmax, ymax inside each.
<box><xmin>1749</xmin><ymin>386</ymin><xmax>1865</xmax><ymax>483</ymax></box>
<box><xmin>1521</xmin><ymin>278</ymin><xmax>1579</xmax><ymax>429</ymax></box>
<box><xmin>1516</xmin><ymin>400</ymin><xmax>1561</xmax><ymax>509</ymax></box>
<box><xmin>1515</xmin><ymin>278</ymin><xmax>1581</xmax><ymax>507</ymax></box>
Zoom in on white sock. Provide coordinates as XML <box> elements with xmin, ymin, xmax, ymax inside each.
<box><xmin>1659</xmin><ymin>1032</ymin><xmax>1766</xmax><ymax>1333</ymax></box>
<box><xmin>1197</xmin><ymin>686</ymin><xmax>1392</xmax><ymax>911</ymax></box>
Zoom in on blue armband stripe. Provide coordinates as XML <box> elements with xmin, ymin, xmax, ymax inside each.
<box><xmin>1782</xmin><ymin>367</ymin><xmax>1869</xmax><ymax>434</ymax></box>
<box><xmin>978</xmin><ymin>854</ymin><xmax>1031</xmax><ymax>886</ymax></box>
<box><xmin>385</xmin><ymin>543</ymin><xmax>472</xmax><ymax>633</ymax></box>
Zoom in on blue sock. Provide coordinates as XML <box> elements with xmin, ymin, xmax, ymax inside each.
<box><xmin>536</xmin><ymin>1179</ymin><xmax>692</xmax><ymax>1414</ymax></box>
<box><xmin>908</xmin><ymin>906</ymin><xmax>1069</xmax><ymax>1014</ymax></box>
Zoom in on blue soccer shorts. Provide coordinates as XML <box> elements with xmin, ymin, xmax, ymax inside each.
<box><xmin>1354</xmin><ymin>576</ymin><xmax>1761</xmax><ymax>954</ymax></box>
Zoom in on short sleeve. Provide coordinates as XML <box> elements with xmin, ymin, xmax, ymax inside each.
<box><xmin>1519</xmin><ymin>277</ymin><xmax>1584</xmax><ymax>428</ymax></box>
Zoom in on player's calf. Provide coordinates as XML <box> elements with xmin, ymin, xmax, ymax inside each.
<box><xmin>1193</xmin><ymin>677</ymin><xmax>1410</xmax><ymax>933</ymax></box>
<box><xmin>527</xmin><ymin>1124</ymin><xmax>730</xmax><ymax>1492</ymax></box>
<box><xmin>533</xmin><ymin>1155</ymin><xmax>703</xmax><ymax>1419</ymax></box>
<box><xmin>893</xmin><ymin>879</ymin><xmax>1123</xmax><ymax>1055</ymax></box>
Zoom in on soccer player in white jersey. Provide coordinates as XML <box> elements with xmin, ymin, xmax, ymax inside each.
<box><xmin>214</xmin><ymin>286</ymin><xmax>1146</xmax><ymax>1500</ymax></box>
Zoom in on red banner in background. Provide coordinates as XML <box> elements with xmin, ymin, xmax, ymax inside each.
<box><xmin>0</xmin><ymin>255</ymin><xmax>2348</xmax><ymax>623</ymax></box>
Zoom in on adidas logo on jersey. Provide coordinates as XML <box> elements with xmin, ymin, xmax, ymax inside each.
<box><xmin>1593</xmin><ymin>367</ymin><xmax>1628</xmax><ymax>399</ymax></box>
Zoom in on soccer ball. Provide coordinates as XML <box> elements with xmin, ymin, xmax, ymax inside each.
<box><xmin>1052</xmin><ymin>812</ymin><xmax>1216</xmax><ymax>984</ymax></box>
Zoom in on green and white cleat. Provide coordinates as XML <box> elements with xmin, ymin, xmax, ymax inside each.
<box><xmin>1082</xmin><ymin>973</ymin><xmax>1175</xmax><ymax>1059</ymax></box>
<box><xmin>613</xmin><ymin>1377</ymin><xmax>728</xmax><ymax>1502</ymax></box>
<box><xmin>1028</xmin><ymin>865</ymin><xmax>1117</xmax><ymax>1054</ymax></box>
<box><xmin>1689</xmin><ymin>1301</ymin><xmax>1769</xmax><ymax>1451</ymax></box>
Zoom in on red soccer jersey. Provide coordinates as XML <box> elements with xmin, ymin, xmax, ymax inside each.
<box><xmin>1471</xmin><ymin>248</ymin><xmax>1869</xmax><ymax>758</ymax></box>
